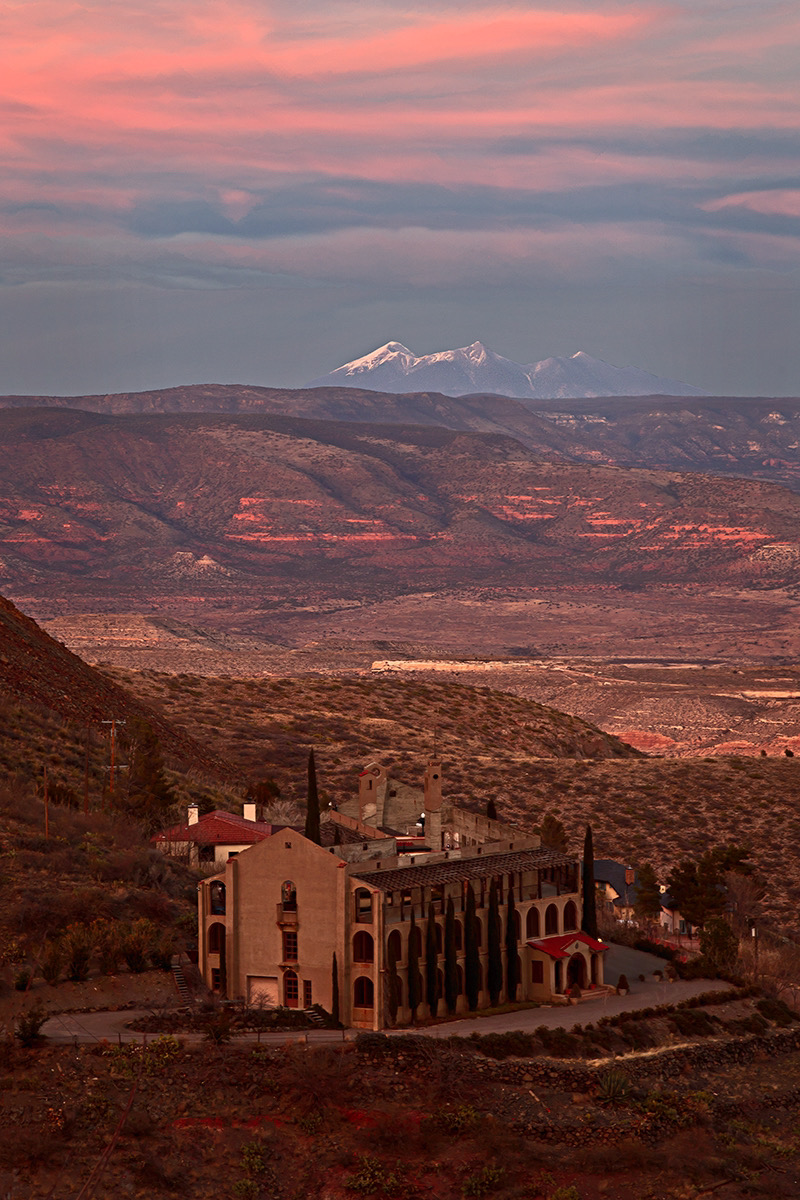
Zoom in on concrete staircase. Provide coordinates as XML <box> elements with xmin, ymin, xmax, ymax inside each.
<box><xmin>171</xmin><ymin>955</ymin><xmax>192</xmax><ymax>1010</ymax></box>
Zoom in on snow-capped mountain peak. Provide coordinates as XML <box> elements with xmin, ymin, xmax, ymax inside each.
<box><xmin>306</xmin><ymin>342</ymin><xmax>705</xmax><ymax>399</ymax></box>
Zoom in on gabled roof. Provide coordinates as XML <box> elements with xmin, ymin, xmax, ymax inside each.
<box><xmin>527</xmin><ymin>932</ymin><xmax>609</xmax><ymax>960</ymax></box>
<box><xmin>593</xmin><ymin>859</ymin><xmax>639</xmax><ymax>906</ymax></box>
<box><xmin>154</xmin><ymin>810</ymin><xmax>274</xmax><ymax>847</ymax></box>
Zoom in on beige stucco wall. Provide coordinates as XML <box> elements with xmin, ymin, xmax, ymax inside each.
<box><xmin>201</xmin><ymin>830</ymin><xmax>347</xmax><ymax>1014</ymax></box>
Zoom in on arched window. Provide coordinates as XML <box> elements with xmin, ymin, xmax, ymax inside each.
<box><xmin>353</xmin><ymin>931</ymin><xmax>374</xmax><ymax>963</ymax></box>
<box><xmin>354</xmin><ymin>976</ymin><xmax>374</xmax><ymax>1008</ymax></box>
<box><xmin>281</xmin><ymin>880</ymin><xmax>297</xmax><ymax>912</ymax></box>
<box><xmin>387</xmin><ymin>929</ymin><xmax>402</xmax><ymax>966</ymax></box>
<box><xmin>208</xmin><ymin>922</ymin><xmax>225</xmax><ymax>953</ymax></box>
<box><xmin>354</xmin><ymin>888</ymin><xmax>373</xmax><ymax>923</ymax></box>
<box><xmin>454</xmin><ymin>919</ymin><xmax>463</xmax><ymax>951</ymax></box>
<box><xmin>526</xmin><ymin>907</ymin><xmax>540</xmax><ymax>938</ymax></box>
<box><xmin>545</xmin><ymin>903</ymin><xmax>559</xmax><ymax>936</ymax></box>
<box><xmin>284</xmin><ymin>969</ymin><xmax>299</xmax><ymax>1008</ymax></box>
<box><xmin>563</xmin><ymin>900</ymin><xmax>578</xmax><ymax>931</ymax></box>
<box><xmin>210</xmin><ymin>882</ymin><xmax>226</xmax><ymax>915</ymax></box>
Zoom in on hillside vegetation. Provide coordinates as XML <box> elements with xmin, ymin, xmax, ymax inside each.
<box><xmin>111</xmin><ymin>670</ymin><xmax>800</xmax><ymax>927</ymax></box>
<box><xmin>3</xmin><ymin>409</ymin><xmax>800</xmax><ymax>617</ymax></box>
<box><xmin>109</xmin><ymin>669</ymin><xmax>637</xmax><ymax>798</ymax></box>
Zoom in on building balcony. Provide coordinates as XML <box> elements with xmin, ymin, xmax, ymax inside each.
<box><xmin>276</xmin><ymin>904</ymin><xmax>298</xmax><ymax>925</ymax></box>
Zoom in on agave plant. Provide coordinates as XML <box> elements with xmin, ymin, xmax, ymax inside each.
<box><xmin>596</xmin><ymin>1068</ymin><xmax>631</xmax><ymax>1105</ymax></box>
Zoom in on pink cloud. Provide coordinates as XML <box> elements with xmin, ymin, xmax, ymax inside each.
<box><xmin>702</xmin><ymin>189</ymin><xmax>800</xmax><ymax>218</ymax></box>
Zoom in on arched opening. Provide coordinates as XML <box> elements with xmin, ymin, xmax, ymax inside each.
<box><xmin>284</xmin><ymin>969</ymin><xmax>299</xmax><ymax>1008</ymax></box>
<box><xmin>354</xmin><ymin>888</ymin><xmax>373</xmax><ymax>923</ymax></box>
<box><xmin>354</xmin><ymin>976</ymin><xmax>374</xmax><ymax>1008</ymax></box>
<box><xmin>281</xmin><ymin>880</ymin><xmax>297</xmax><ymax>912</ymax></box>
<box><xmin>526</xmin><ymin>907</ymin><xmax>540</xmax><ymax>938</ymax></box>
<box><xmin>207</xmin><ymin>922</ymin><xmax>226</xmax><ymax>994</ymax></box>
<box><xmin>208</xmin><ymin>922</ymin><xmax>225</xmax><ymax>954</ymax></box>
<box><xmin>353</xmin><ymin>931</ymin><xmax>374</xmax><ymax>963</ymax></box>
<box><xmin>545</xmin><ymin>904</ymin><xmax>559</xmax><ymax>936</ymax></box>
<box><xmin>210</xmin><ymin>882</ymin><xmax>226</xmax><ymax>915</ymax></box>
<box><xmin>563</xmin><ymin>900</ymin><xmax>578</xmax><ymax>931</ymax></box>
<box><xmin>387</xmin><ymin>929</ymin><xmax>402</xmax><ymax>966</ymax></box>
<box><xmin>454</xmin><ymin>919</ymin><xmax>463</xmax><ymax>951</ymax></box>
<box><xmin>567</xmin><ymin>953</ymin><xmax>587</xmax><ymax>989</ymax></box>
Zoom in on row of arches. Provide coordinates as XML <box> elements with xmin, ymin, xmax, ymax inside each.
<box><xmin>361</xmin><ymin>900</ymin><xmax>578</xmax><ymax>966</ymax></box>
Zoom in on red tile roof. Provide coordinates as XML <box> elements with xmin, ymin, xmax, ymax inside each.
<box><xmin>526</xmin><ymin>932</ymin><xmax>609</xmax><ymax>960</ymax></box>
<box><xmin>154</xmin><ymin>811</ymin><xmax>274</xmax><ymax>846</ymax></box>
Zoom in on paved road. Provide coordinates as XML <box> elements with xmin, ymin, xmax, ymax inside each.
<box><xmin>41</xmin><ymin>947</ymin><xmax>727</xmax><ymax>1046</ymax></box>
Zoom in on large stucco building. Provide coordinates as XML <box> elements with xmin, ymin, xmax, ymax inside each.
<box><xmin>197</xmin><ymin>761</ymin><xmax>607</xmax><ymax>1028</ymax></box>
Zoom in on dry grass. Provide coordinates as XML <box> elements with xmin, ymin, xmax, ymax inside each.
<box><xmin>108</xmin><ymin>670</ymin><xmax>800</xmax><ymax>929</ymax></box>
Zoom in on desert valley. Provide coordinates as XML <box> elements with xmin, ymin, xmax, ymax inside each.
<box><xmin>2</xmin><ymin>374</ymin><xmax>800</xmax><ymax>1197</ymax></box>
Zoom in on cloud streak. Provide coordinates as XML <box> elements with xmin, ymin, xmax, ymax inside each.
<box><xmin>0</xmin><ymin>1</ymin><xmax>798</xmax><ymax>392</ymax></box>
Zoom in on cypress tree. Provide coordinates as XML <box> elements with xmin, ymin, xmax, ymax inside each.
<box><xmin>407</xmin><ymin>909</ymin><xmax>420</xmax><ymax>1021</ymax></box>
<box><xmin>487</xmin><ymin>879</ymin><xmax>503</xmax><ymax>1007</ymax></box>
<box><xmin>387</xmin><ymin>937</ymin><xmax>399</xmax><ymax>1026</ymax></box>
<box><xmin>505</xmin><ymin>887</ymin><xmax>519</xmax><ymax>1003</ymax></box>
<box><xmin>425</xmin><ymin>902</ymin><xmax>438</xmax><ymax>1018</ymax></box>
<box><xmin>582</xmin><ymin>824</ymin><xmax>598</xmax><ymax>939</ymax></box>
<box><xmin>486</xmin><ymin>798</ymin><xmax>498</xmax><ymax>821</ymax></box>
<box><xmin>464</xmin><ymin>884</ymin><xmax>480</xmax><ymax>1011</ymax></box>
<box><xmin>331</xmin><ymin>952</ymin><xmax>340</xmax><ymax>1026</ymax></box>
<box><xmin>444</xmin><ymin>896</ymin><xmax>458</xmax><ymax>1015</ymax></box>
<box><xmin>304</xmin><ymin>749</ymin><xmax>321</xmax><ymax>845</ymax></box>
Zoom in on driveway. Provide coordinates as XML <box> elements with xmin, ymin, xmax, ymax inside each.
<box><xmin>40</xmin><ymin>946</ymin><xmax>726</xmax><ymax>1045</ymax></box>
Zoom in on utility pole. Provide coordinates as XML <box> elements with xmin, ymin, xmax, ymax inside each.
<box><xmin>83</xmin><ymin>724</ymin><xmax>92</xmax><ymax>815</ymax></box>
<box><xmin>101</xmin><ymin>719</ymin><xmax>127</xmax><ymax>805</ymax></box>
<box><xmin>43</xmin><ymin>764</ymin><xmax>49</xmax><ymax>839</ymax></box>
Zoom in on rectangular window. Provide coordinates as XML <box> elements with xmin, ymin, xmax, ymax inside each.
<box><xmin>531</xmin><ymin>961</ymin><xmax>544</xmax><ymax>984</ymax></box>
<box><xmin>303</xmin><ymin>979</ymin><xmax>312</xmax><ymax>1008</ymax></box>
<box><xmin>283</xmin><ymin>931</ymin><xmax>298</xmax><ymax>962</ymax></box>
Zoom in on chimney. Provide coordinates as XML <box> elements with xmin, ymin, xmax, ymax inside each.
<box><xmin>423</xmin><ymin>761</ymin><xmax>442</xmax><ymax>812</ymax></box>
<box><xmin>243</xmin><ymin>802</ymin><xmax>257</xmax><ymax>823</ymax></box>
<box><xmin>187</xmin><ymin>804</ymin><xmax>199</xmax><ymax>826</ymax></box>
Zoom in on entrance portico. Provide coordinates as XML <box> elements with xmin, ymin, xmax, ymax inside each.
<box><xmin>526</xmin><ymin>931</ymin><xmax>608</xmax><ymax>999</ymax></box>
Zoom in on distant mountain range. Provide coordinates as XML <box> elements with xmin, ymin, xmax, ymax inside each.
<box><xmin>2</xmin><ymin>407</ymin><xmax>800</xmax><ymax>618</ymax></box>
<box><xmin>306</xmin><ymin>342</ymin><xmax>707</xmax><ymax>399</ymax></box>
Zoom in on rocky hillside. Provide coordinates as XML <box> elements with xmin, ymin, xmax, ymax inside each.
<box><xmin>3</xmin><ymin>385</ymin><xmax>800</xmax><ymax>491</ymax></box>
<box><xmin>2</xmin><ymin>409</ymin><xmax>800</xmax><ymax>621</ymax></box>
<box><xmin>109</xmin><ymin>670</ymin><xmax>638</xmax><ymax>804</ymax></box>
<box><xmin>0</xmin><ymin>592</ymin><xmax>236</xmax><ymax>791</ymax></box>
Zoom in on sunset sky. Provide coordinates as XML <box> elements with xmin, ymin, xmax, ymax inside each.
<box><xmin>1</xmin><ymin>0</ymin><xmax>799</xmax><ymax>395</ymax></box>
